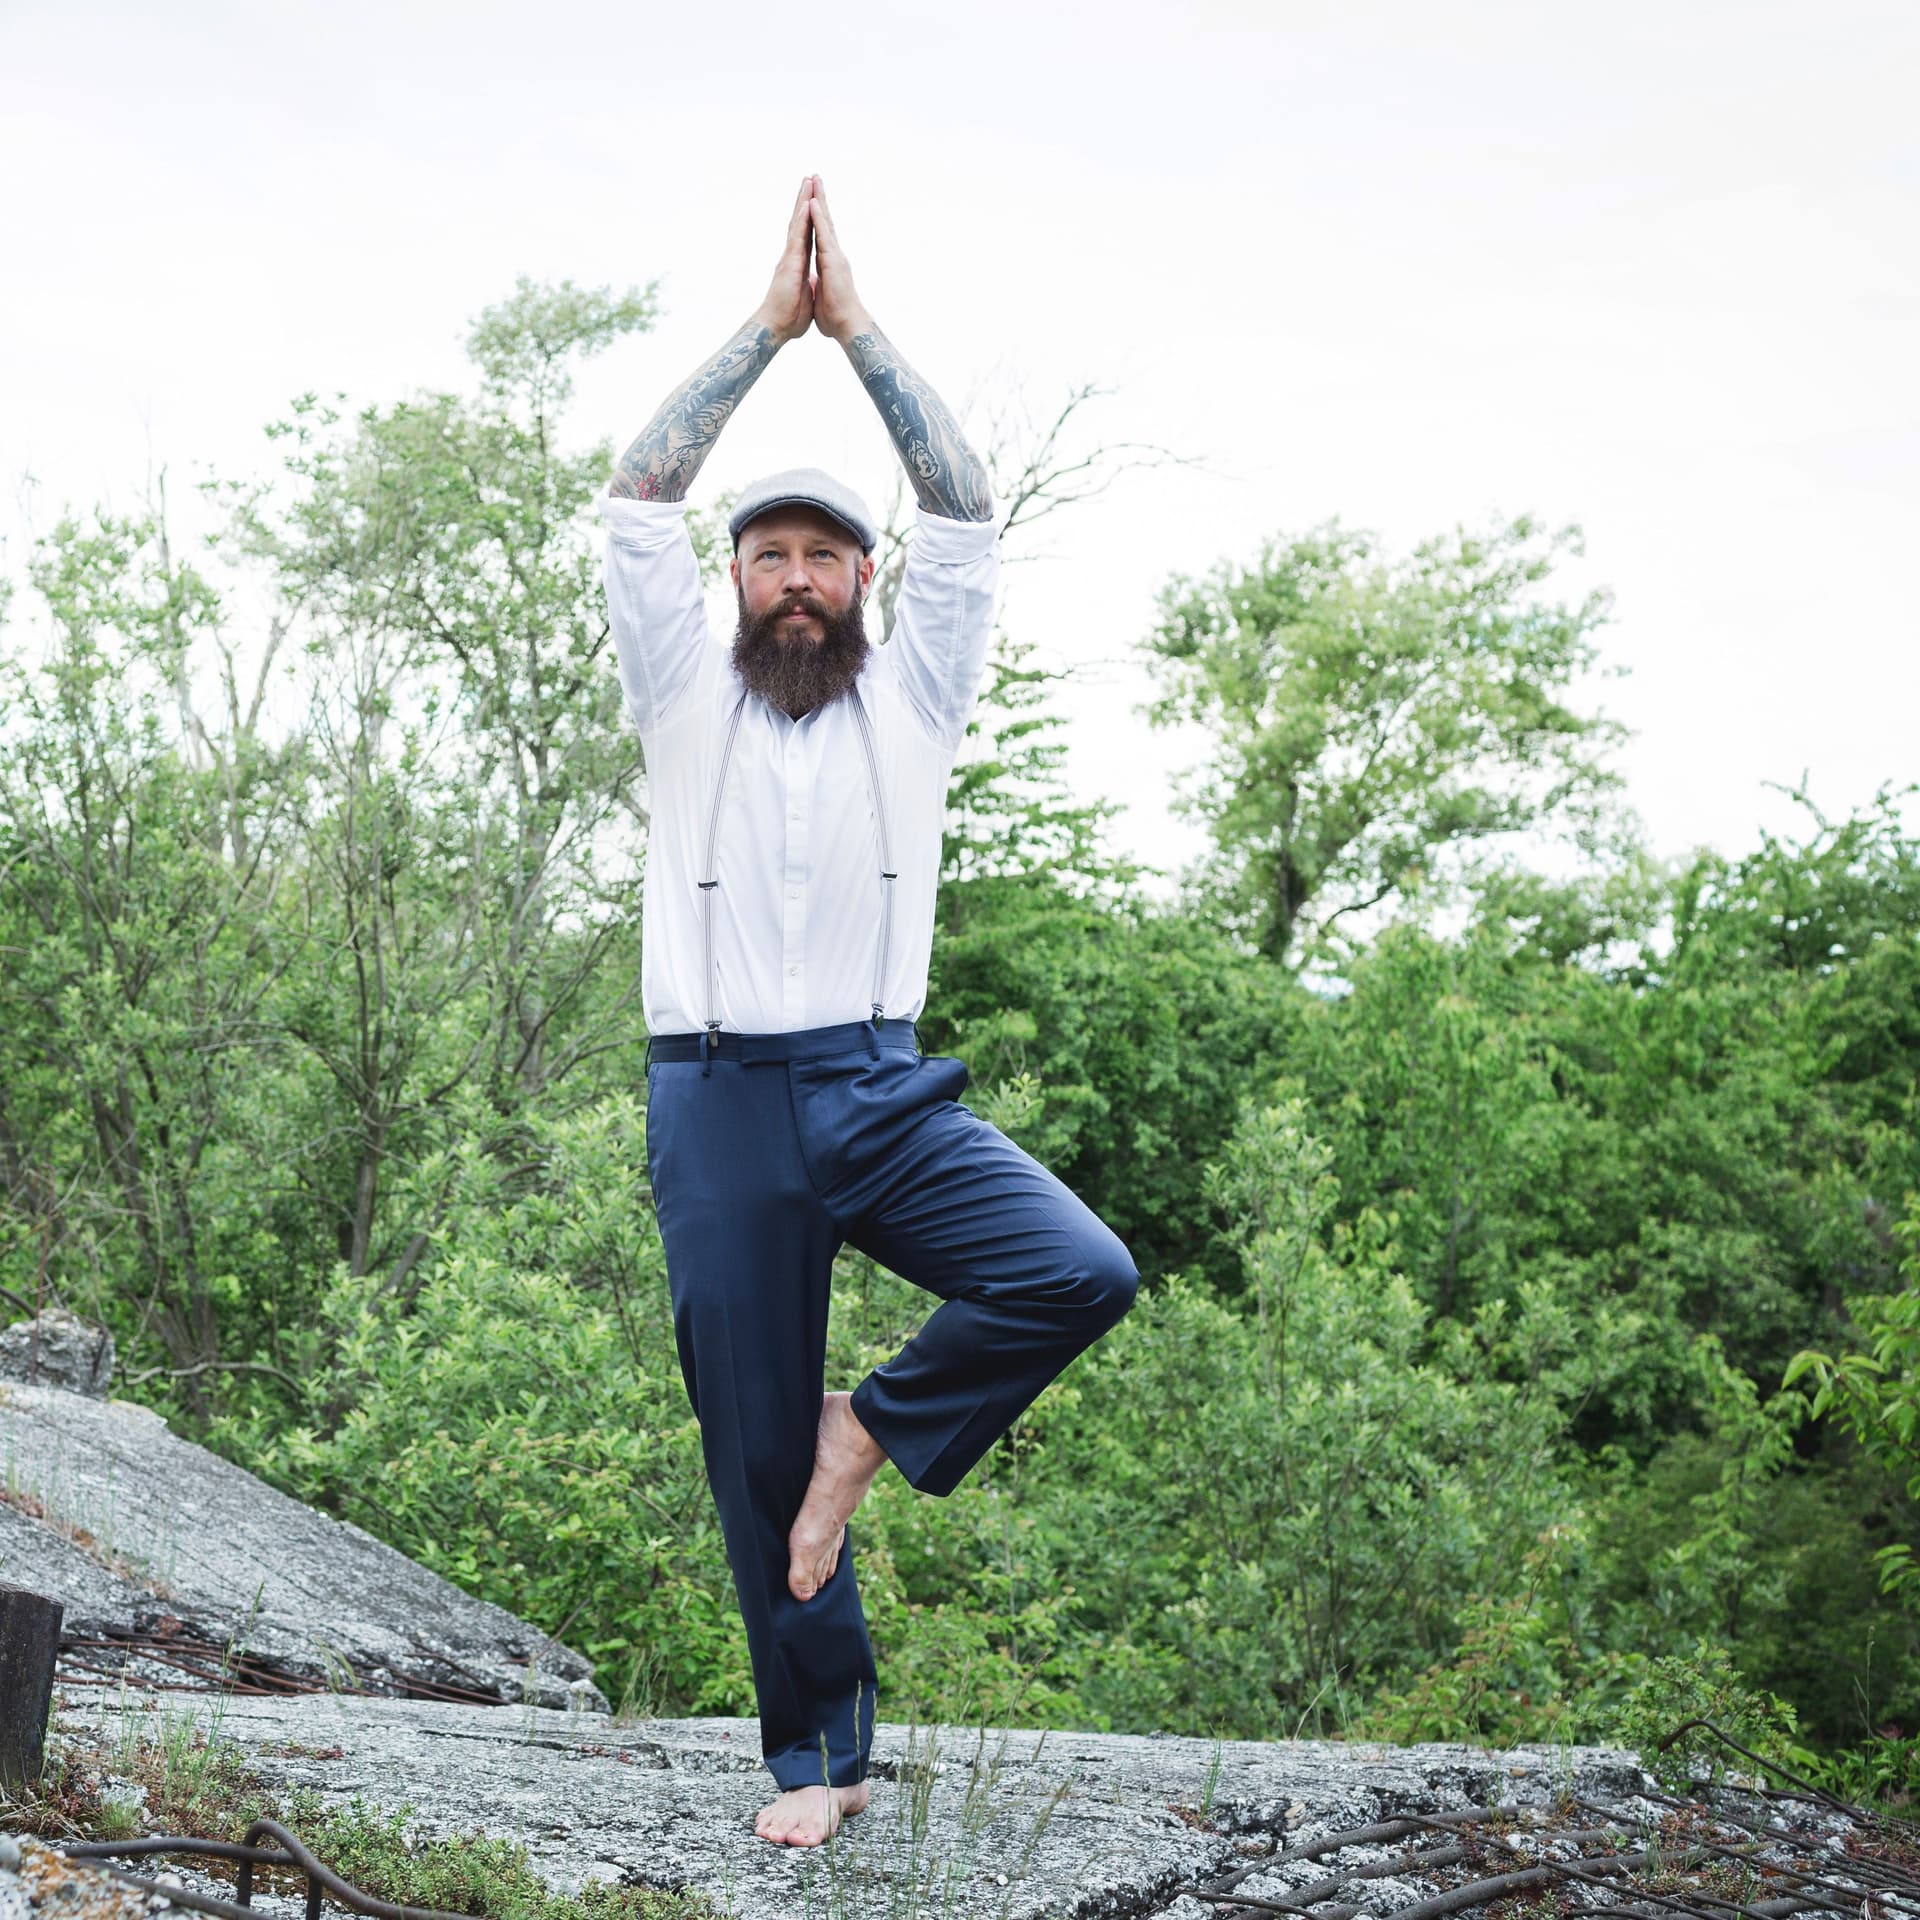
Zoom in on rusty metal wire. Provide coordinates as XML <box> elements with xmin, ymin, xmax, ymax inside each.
<box><xmin>55</xmin><ymin>1632</ymin><xmax>509</xmax><ymax>1706</ymax></box>
<box><xmin>1166</xmin><ymin>1731</ymin><xmax>1920</xmax><ymax>1920</ymax></box>
<box><xmin>1194</xmin><ymin>1806</ymin><xmax>1507</xmax><ymax>1903</ymax></box>
<box><xmin>1656</xmin><ymin>1722</ymin><xmax>1920</xmax><ymax>1841</ymax></box>
<box><xmin>58</xmin><ymin>1815</ymin><xmax>481</xmax><ymax>1920</ymax></box>
<box><xmin>1582</xmin><ymin>1796</ymin><xmax>1920</xmax><ymax>1911</ymax></box>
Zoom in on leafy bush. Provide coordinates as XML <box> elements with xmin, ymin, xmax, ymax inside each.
<box><xmin>1000</xmin><ymin>1097</ymin><xmax>1585</xmax><ymax>1736</ymax></box>
<box><xmin>1788</xmin><ymin>1199</ymin><xmax>1920</xmax><ymax>1610</ymax></box>
<box><xmin>1608</xmin><ymin>1645</ymin><xmax>1803</xmax><ymax>1793</ymax></box>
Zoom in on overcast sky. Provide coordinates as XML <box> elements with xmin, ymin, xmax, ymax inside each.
<box><xmin>3</xmin><ymin>0</ymin><xmax>1914</xmax><ymax>893</ymax></box>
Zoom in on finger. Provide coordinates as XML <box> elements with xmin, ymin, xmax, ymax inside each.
<box><xmin>782</xmin><ymin>177</ymin><xmax>812</xmax><ymax>258</ymax></box>
<box><xmin>810</xmin><ymin>178</ymin><xmax>836</xmax><ymax>237</ymax></box>
<box><xmin>811</xmin><ymin>193</ymin><xmax>846</xmax><ymax>269</ymax></box>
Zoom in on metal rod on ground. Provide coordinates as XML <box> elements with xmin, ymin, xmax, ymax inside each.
<box><xmin>1192</xmin><ymin>1808</ymin><xmax>1504</xmax><ymax>1902</ymax></box>
<box><xmin>0</xmin><ymin>1581</ymin><xmax>63</xmax><ymax>1794</ymax></box>
<box><xmin>1660</xmin><ymin>1722</ymin><xmax>1920</xmax><ymax>1837</ymax></box>
<box><xmin>58</xmin><ymin>1822</ymin><xmax>479</xmax><ymax>1920</ymax></box>
<box><xmin>1580</xmin><ymin>1793</ymin><xmax>1920</xmax><ymax>1908</ymax></box>
<box><xmin>1246</xmin><ymin>1829</ymin><xmax>1630</xmax><ymax>1913</ymax></box>
<box><xmin>1411</xmin><ymin>1815</ymin><xmax>1825</xmax><ymax>1920</ymax></box>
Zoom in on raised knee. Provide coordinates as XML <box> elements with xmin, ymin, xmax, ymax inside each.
<box><xmin>1086</xmin><ymin>1243</ymin><xmax>1139</xmax><ymax>1327</ymax></box>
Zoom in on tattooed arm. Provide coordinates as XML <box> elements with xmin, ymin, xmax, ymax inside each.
<box><xmin>608</xmin><ymin>317</ymin><xmax>780</xmax><ymax>501</ymax></box>
<box><xmin>841</xmin><ymin>322</ymin><xmax>994</xmax><ymax>522</ymax></box>
<box><xmin>608</xmin><ymin>176</ymin><xmax>816</xmax><ymax>501</ymax></box>
<box><xmin>808</xmin><ymin>179</ymin><xmax>993</xmax><ymax>523</ymax></box>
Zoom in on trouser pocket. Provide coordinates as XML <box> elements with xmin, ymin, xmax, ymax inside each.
<box><xmin>786</xmin><ymin>1047</ymin><xmax>968</xmax><ymax>1205</ymax></box>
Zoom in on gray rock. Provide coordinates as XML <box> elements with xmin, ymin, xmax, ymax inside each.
<box><xmin>0</xmin><ymin>1834</ymin><xmax>165</xmax><ymax>1920</ymax></box>
<box><xmin>0</xmin><ymin>1381</ymin><xmax>605</xmax><ymax>1713</ymax></box>
<box><xmin>0</xmin><ymin>1313</ymin><xmax>114</xmax><ymax>1398</ymax></box>
<box><xmin>55</xmin><ymin>1690</ymin><xmax>1654</xmax><ymax>1920</ymax></box>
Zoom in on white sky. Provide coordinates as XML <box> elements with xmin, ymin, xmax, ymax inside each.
<box><xmin>3</xmin><ymin>0</ymin><xmax>1915</xmax><ymax>894</ymax></box>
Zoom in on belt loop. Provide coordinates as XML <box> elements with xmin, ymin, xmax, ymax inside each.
<box><xmin>865</xmin><ymin>1009</ymin><xmax>881</xmax><ymax>1059</ymax></box>
<box><xmin>700</xmin><ymin>1026</ymin><xmax>713</xmax><ymax>1078</ymax></box>
<box><xmin>645</xmin><ymin>1034</ymin><xmax>655</xmax><ymax>1073</ymax></box>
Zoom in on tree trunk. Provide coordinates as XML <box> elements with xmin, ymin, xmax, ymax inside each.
<box><xmin>0</xmin><ymin>1583</ymin><xmax>63</xmax><ymax>1793</ymax></box>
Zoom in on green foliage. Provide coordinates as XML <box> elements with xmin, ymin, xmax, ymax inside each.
<box><xmin>219</xmin><ymin>1100</ymin><xmax>747</xmax><ymax>1720</ymax></box>
<box><xmin>1003</xmin><ymin>1098</ymin><xmax>1583</xmax><ymax>1736</ymax></box>
<box><xmin>464</xmin><ymin>273</ymin><xmax>661</xmax><ymax>413</ymax></box>
<box><xmin>926</xmin><ymin>893</ymin><xmax>1300</xmax><ymax>1281</ymax></box>
<box><xmin>1608</xmin><ymin>1645</ymin><xmax>1802</xmax><ymax>1793</ymax></box>
<box><xmin>1353</xmin><ymin>1530</ymin><xmax>1642</xmax><ymax>1747</ymax></box>
<box><xmin>1794</xmin><ymin>1732</ymin><xmax>1920</xmax><ymax>1813</ymax></box>
<box><xmin>1787</xmin><ymin>1197</ymin><xmax>1920</xmax><ymax>1608</ymax></box>
<box><xmin>1285</xmin><ymin>796</ymin><xmax>1920</xmax><ymax>1440</ymax></box>
<box><xmin>18</xmin><ymin>1715</ymin><xmax>714</xmax><ymax>1917</ymax></box>
<box><xmin>1650</xmin><ymin>1339</ymin><xmax>1807</xmax><ymax>1643</ymax></box>
<box><xmin>286</xmin><ymin>1791</ymin><xmax>714</xmax><ymax>1919</ymax></box>
<box><xmin>1141</xmin><ymin>514</ymin><xmax>1625</xmax><ymax>962</ymax></box>
<box><xmin>940</xmin><ymin>632</ymin><xmax>1140</xmax><ymax>908</ymax></box>
<box><xmin>0</xmin><ymin>501</ymin><xmax>307</xmax><ymax>1391</ymax></box>
<box><xmin>7</xmin><ymin>275</ymin><xmax>1920</xmax><ymax>1796</ymax></box>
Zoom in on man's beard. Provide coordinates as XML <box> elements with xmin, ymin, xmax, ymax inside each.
<box><xmin>731</xmin><ymin>585</ymin><xmax>870</xmax><ymax>719</ymax></box>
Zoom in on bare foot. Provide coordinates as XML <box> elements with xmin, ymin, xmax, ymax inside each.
<box><xmin>788</xmin><ymin>1391</ymin><xmax>888</xmax><ymax>1602</ymax></box>
<box><xmin>754</xmin><ymin>1778</ymin><xmax>870</xmax><ymax>1846</ymax></box>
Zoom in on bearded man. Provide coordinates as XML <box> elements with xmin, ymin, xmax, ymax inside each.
<box><xmin>601</xmin><ymin>175</ymin><xmax>1139</xmax><ymax>1850</ymax></box>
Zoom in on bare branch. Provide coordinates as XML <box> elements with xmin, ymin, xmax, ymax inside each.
<box><xmin>121</xmin><ymin>1356</ymin><xmax>302</xmax><ymax>1393</ymax></box>
<box><xmin>867</xmin><ymin>376</ymin><xmax>1193</xmax><ymax>642</ymax></box>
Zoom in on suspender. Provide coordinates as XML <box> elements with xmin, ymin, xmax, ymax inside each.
<box><xmin>697</xmin><ymin>683</ymin><xmax>897</xmax><ymax>1070</ymax></box>
<box><xmin>850</xmin><ymin>690</ymin><xmax>898</xmax><ymax>1024</ymax></box>
<box><xmin>697</xmin><ymin>690</ymin><xmax>750</xmax><ymax>1064</ymax></box>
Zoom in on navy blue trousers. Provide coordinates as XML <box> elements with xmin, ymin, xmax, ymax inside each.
<box><xmin>643</xmin><ymin>1019</ymin><xmax>1139</xmax><ymax>1790</ymax></box>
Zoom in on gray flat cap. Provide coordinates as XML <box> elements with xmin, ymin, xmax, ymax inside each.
<box><xmin>729</xmin><ymin>467</ymin><xmax>877</xmax><ymax>554</ymax></box>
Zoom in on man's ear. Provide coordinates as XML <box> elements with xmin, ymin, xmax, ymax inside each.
<box><xmin>857</xmin><ymin>553</ymin><xmax>876</xmax><ymax>601</ymax></box>
<box><xmin>729</xmin><ymin>554</ymin><xmax>740</xmax><ymax>589</ymax></box>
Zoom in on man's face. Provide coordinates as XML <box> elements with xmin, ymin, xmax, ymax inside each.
<box><xmin>729</xmin><ymin>508</ymin><xmax>878</xmax><ymax>718</ymax></box>
<box><xmin>730</xmin><ymin>508</ymin><xmax>874</xmax><ymax>635</ymax></box>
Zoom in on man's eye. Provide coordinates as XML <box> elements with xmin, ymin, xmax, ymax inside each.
<box><xmin>814</xmin><ymin>550</ymin><xmax>836</xmax><ymax>561</ymax></box>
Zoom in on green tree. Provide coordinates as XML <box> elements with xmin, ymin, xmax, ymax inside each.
<box><xmin>1141</xmin><ymin>515</ymin><xmax>1625</xmax><ymax>963</ymax></box>
<box><xmin>236</xmin><ymin>275</ymin><xmax>660</xmax><ymax>1121</ymax></box>
<box><xmin>0</xmin><ymin>500</ymin><xmax>308</xmax><ymax>1403</ymax></box>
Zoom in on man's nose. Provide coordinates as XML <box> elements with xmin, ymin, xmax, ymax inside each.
<box><xmin>780</xmin><ymin>558</ymin><xmax>814</xmax><ymax>595</ymax></box>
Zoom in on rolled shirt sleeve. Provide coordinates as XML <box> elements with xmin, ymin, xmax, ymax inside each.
<box><xmin>882</xmin><ymin>503</ymin><xmax>1003</xmax><ymax>754</ymax></box>
<box><xmin>600</xmin><ymin>491</ymin><xmax>711</xmax><ymax>736</ymax></box>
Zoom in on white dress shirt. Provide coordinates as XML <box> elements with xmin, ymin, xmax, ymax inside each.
<box><xmin>600</xmin><ymin>490</ymin><xmax>1001</xmax><ymax>1036</ymax></box>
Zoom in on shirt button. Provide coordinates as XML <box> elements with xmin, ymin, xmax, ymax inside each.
<box><xmin>788</xmin><ymin>965</ymin><xmax>798</xmax><ymax>976</ymax></box>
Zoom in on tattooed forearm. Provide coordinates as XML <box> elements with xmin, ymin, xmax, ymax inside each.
<box><xmin>843</xmin><ymin>326</ymin><xmax>993</xmax><ymax>521</ymax></box>
<box><xmin>610</xmin><ymin>320</ymin><xmax>780</xmax><ymax>502</ymax></box>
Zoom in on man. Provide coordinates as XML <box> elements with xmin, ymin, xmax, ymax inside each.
<box><xmin>601</xmin><ymin>176</ymin><xmax>1139</xmax><ymax>1850</ymax></box>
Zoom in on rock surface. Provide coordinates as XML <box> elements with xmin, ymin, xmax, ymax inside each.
<box><xmin>0</xmin><ymin>1835</ymin><xmax>166</xmax><ymax>1920</ymax></box>
<box><xmin>0</xmin><ymin>1314</ymin><xmax>114</xmax><ymax>1399</ymax></box>
<box><xmin>54</xmin><ymin>1690</ymin><xmax>1653</xmax><ymax>1920</ymax></box>
<box><xmin>0</xmin><ymin>1381</ymin><xmax>604</xmax><ymax>1712</ymax></box>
